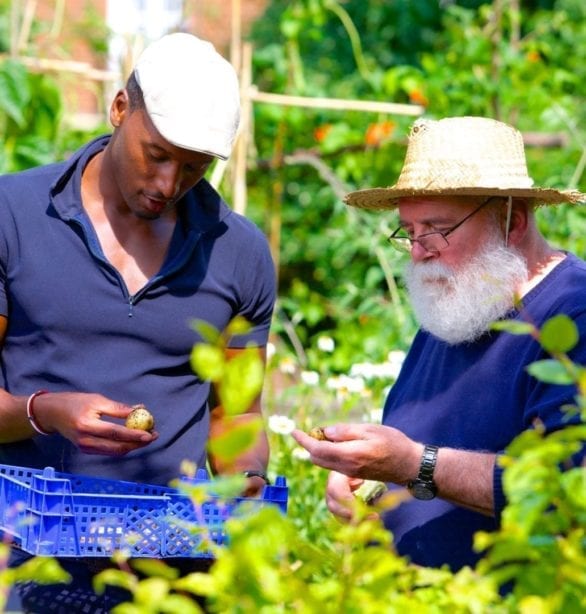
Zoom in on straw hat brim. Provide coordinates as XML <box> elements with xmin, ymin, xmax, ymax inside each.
<box><xmin>344</xmin><ymin>186</ymin><xmax>586</xmax><ymax>210</ymax></box>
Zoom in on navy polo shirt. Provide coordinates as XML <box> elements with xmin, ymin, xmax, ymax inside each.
<box><xmin>382</xmin><ymin>254</ymin><xmax>586</xmax><ymax>571</ymax></box>
<box><xmin>0</xmin><ymin>135</ymin><xmax>276</xmax><ymax>485</ymax></box>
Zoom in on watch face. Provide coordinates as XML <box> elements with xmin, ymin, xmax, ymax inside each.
<box><xmin>410</xmin><ymin>480</ymin><xmax>437</xmax><ymax>501</ymax></box>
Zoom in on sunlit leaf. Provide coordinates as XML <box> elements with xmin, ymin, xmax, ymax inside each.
<box><xmin>539</xmin><ymin>315</ymin><xmax>579</xmax><ymax>354</ymax></box>
<box><xmin>130</xmin><ymin>559</ymin><xmax>180</xmax><ymax>581</ymax></box>
<box><xmin>218</xmin><ymin>349</ymin><xmax>264</xmax><ymax>415</ymax></box>
<box><xmin>134</xmin><ymin>577</ymin><xmax>170</xmax><ymax>604</ymax></box>
<box><xmin>207</xmin><ymin>416</ymin><xmax>264</xmax><ymax>463</ymax></box>
<box><xmin>526</xmin><ymin>360</ymin><xmax>574</xmax><ymax>385</ymax></box>
<box><xmin>490</xmin><ymin>320</ymin><xmax>536</xmax><ymax>336</ymax></box>
<box><xmin>174</xmin><ymin>571</ymin><xmax>218</xmax><ymax>596</ymax></box>
<box><xmin>93</xmin><ymin>568</ymin><xmax>136</xmax><ymax>594</ymax></box>
<box><xmin>225</xmin><ymin>316</ymin><xmax>252</xmax><ymax>338</ymax></box>
<box><xmin>189</xmin><ymin>319</ymin><xmax>222</xmax><ymax>345</ymax></box>
<box><xmin>190</xmin><ymin>344</ymin><xmax>225</xmax><ymax>382</ymax></box>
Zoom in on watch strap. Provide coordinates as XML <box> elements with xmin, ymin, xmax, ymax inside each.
<box><xmin>417</xmin><ymin>444</ymin><xmax>439</xmax><ymax>483</ymax></box>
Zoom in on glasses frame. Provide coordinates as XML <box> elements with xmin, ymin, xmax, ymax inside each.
<box><xmin>387</xmin><ymin>196</ymin><xmax>498</xmax><ymax>254</ymax></box>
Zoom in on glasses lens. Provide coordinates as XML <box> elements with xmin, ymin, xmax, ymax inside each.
<box><xmin>388</xmin><ymin>236</ymin><xmax>412</xmax><ymax>252</ymax></box>
<box><xmin>418</xmin><ymin>232</ymin><xmax>449</xmax><ymax>253</ymax></box>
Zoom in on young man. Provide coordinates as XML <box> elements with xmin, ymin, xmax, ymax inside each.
<box><xmin>0</xmin><ymin>33</ymin><xmax>275</xmax><ymax>611</ymax></box>
<box><xmin>293</xmin><ymin>116</ymin><xmax>586</xmax><ymax>571</ymax></box>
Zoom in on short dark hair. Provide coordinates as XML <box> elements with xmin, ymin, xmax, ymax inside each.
<box><xmin>125</xmin><ymin>71</ymin><xmax>145</xmax><ymax>111</ymax></box>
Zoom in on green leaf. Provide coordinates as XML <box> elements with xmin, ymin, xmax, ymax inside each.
<box><xmin>225</xmin><ymin>315</ymin><xmax>252</xmax><ymax>338</ymax></box>
<box><xmin>539</xmin><ymin>314</ymin><xmax>579</xmax><ymax>354</ymax></box>
<box><xmin>190</xmin><ymin>344</ymin><xmax>225</xmax><ymax>382</ymax></box>
<box><xmin>93</xmin><ymin>568</ymin><xmax>136</xmax><ymax>594</ymax></box>
<box><xmin>526</xmin><ymin>359</ymin><xmax>574</xmax><ymax>385</ymax></box>
<box><xmin>134</xmin><ymin>577</ymin><xmax>170</xmax><ymax>604</ymax></box>
<box><xmin>207</xmin><ymin>415</ymin><xmax>263</xmax><ymax>463</ymax></box>
<box><xmin>130</xmin><ymin>559</ymin><xmax>180</xmax><ymax>581</ymax></box>
<box><xmin>218</xmin><ymin>349</ymin><xmax>264</xmax><ymax>415</ymax></box>
<box><xmin>490</xmin><ymin>319</ymin><xmax>536</xmax><ymax>335</ymax></box>
<box><xmin>189</xmin><ymin>319</ymin><xmax>222</xmax><ymax>345</ymax></box>
<box><xmin>174</xmin><ymin>571</ymin><xmax>218</xmax><ymax>596</ymax></box>
<box><xmin>0</xmin><ymin>60</ymin><xmax>30</xmax><ymax>127</ymax></box>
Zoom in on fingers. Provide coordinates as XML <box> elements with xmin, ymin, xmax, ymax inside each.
<box><xmin>52</xmin><ymin>393</ymin><xmax>159</xmax><ymax>456</ymax></box>
<box><xmin>325</xmin><ymin>471</ymin><xmax>359</xmax><ymax>521</ymax></box>
<box><xmin>77</xmin><ymin>423</ymin><xmax>158</xmax><ymax>456</ymax></box>
<box><xmin>322</xmin><ymin>423</ymin><xmax>379</xmax><ymax>442</ymax></box>
<box><xmin>291</xmin><ymin>427</ymin><xmax>370</xmax><ymax>475</ymax></box>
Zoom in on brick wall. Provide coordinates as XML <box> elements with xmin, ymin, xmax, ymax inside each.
<box><xmin>30</xmin><ymin>0</ymin><xmax>269</xmax><ymax>125</ymax></box>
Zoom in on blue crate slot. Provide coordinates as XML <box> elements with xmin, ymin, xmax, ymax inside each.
<box><xmin>0</xmin><ymin>464</ymin><xmax>288</xmax><ymax>558</ymax></box>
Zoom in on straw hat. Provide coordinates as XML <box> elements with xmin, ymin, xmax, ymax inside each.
<box><xmin>344</xmin><ymin>116</ymin><xmax>585</xmax><ymax>209</ymax></box>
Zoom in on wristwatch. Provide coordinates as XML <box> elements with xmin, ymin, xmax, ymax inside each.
<box><xmin>408</xmin><ymin>444</ymin><xmax>439</xmax><ymax>500</ymax></box>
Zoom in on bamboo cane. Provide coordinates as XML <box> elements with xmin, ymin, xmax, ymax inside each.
<box><xmin>248</xmin><ymin>87</ymin><xmax>424</xmax><ymax>116</ymax></box>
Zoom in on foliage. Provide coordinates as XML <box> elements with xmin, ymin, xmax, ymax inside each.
<box><xmin>481</xmin><ymin>315</ymin><xmax>586</xmax><ymax>612</ymax></box>
<box><xmin>0</xmin><ymin>542</ymin><xmax>70</xmax><ymax>612</ymax></box>
<box><xmin>246</xmin><ymin>0</ymin><xmax>586</xmax><ymax>375</ymax></box>
<box><xmin>84</xmin><ymin>314</ymin><xmax>584</xmax><ymax>613</ymax></box>
<box><xmin>0</xmin><ymin>0</ymin><xmax>108</xmax><ymax>174</ymax></box>
<box><xmin>0</xmin><ymin>58</ymin><xmax>64</xmax><ymax>171</ymax></box>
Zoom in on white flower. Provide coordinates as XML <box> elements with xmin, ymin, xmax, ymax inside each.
<box><xmin>350</xmin><ymin>362</ymin><xmax>389</xmax><ymax>379</ymax></box>
<box><xmin>368</xmin><ymin>408</ymin><xmax>383</xmax><ymax>423</ymax></box>
<box><xmin>279</xmin><ymin>356</ymin><xmax>297</xmax><ymax>375</ymax></box>
<box><xmin>300</xmin><ymin>370</ymin><xmax>320</xmax><ymax>386</ymax></box>
<box><xmin>386</xmin><ymin>350</ymin><xmax>406</xmax><ymax>379</ymax></box>
<box><xmin>387</xmin><ymin>350</ymin><xmax>406</xmax><ymax>364</ymax></box>
<box><xmin>268</xmin><ymin>414</ymin><xmax>296</xmax><ymax>435</ymax></box>
<box><xmin>317</xmin><ymin>336</ymin><xmax>335</xmax><ymax>352</ymax></box>
<box><xmin>326</xmin><ymin>374</ymin><xmax>366</xmax><ymax>395</ymax></box>
<box><xmin>292</xmin><ymin>447</ymin><xmax>311</xmax><ymax>461</ymax></box>
<box><xmin>266</xmin><ymin>342</ymin><xmax>276</xmax><ymax>361</ymax></box>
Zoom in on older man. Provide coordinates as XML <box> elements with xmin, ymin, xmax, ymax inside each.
<box><xmin>293</xmin><ymin>116</ymin><xmax>586</xmax><ymax>570</ymax></box>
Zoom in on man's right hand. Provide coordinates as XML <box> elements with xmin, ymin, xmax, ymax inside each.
<box><xmin>29</xmin><ymin>391</ymin><xmax>158</xmax><ymax>456</ymax></box>
<box><xmin>325</xmin><ymin>471</ymin><xmax>369</xmax><ymax>521</ymax></box>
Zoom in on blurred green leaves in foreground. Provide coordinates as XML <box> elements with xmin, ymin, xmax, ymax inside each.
<box><xmin>82</xmin><ymin>314</ymin><xmax>586</xmax><ymax>613</ymax></box>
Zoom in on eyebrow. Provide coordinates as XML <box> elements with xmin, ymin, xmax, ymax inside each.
<box><xmin>398</xmin><ymin>215</ymin><xmax>457</xmax><ymax>228</ymax></box>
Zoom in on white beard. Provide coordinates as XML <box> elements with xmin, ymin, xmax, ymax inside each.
<box><xmin>405</xmin><ymin>241</ymin><xmax>528</xmax><ymax>345</ymax></box>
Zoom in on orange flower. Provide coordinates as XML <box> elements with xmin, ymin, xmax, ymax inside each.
<box><xmin>314</xmin><ymin>124</ymin><xmax>332</xmax><ymax>142</ymax></box>
<box><xmin>526</xmin><ymin>50</ymin><xmax>540</xmax><ymax>63</ymax></box>
<box><xmin>409</xmin><ymin>89</ymin><xmax>429</xmax><ymax>106</ymax></box>
<box><xmin>365</xmin><ymin>120</ymin><xmax>395</xmax><ymax>146</ymax></box>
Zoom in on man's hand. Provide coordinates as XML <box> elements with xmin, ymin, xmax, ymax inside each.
<box><xmin>325</xmin><ymin>471</ymin><xmax>368</xmax><ymax>521</ymax></box>
<box><xmin>292</xmin><ymin>423</ymin><xmax>422</xmax><ymax>485</ymax></box>
<box><xmin>32</xmin><ymin>391</ymin><xmax>158</xmax><ymax>456</ymax></box>
<box><xmin>293</xmin><ymin>423</ymin><xmax>497</xmax><ymax>517</ymax></box>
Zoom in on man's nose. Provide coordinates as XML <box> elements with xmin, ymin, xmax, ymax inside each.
<box><xmin>155</xmin><ymin>162</ymin><xmax>182</xmax><ymax>199</ymax></box>
<box><xmin>410</xmin><ymin>240</ymin><xmax>437</xmax><ymax>263</ymax></box>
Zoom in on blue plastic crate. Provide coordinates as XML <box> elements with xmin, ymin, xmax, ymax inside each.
<box><xmin>0</xmin><ymin>464</ymin><xmax>287</xmax><ymax>559</ymax></box>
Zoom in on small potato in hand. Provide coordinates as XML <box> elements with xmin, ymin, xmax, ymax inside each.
<box><xmin>308</xmin><ymin>426</ymin><xmax>329</xmax><ymax>441</ymax></box>
<box><xmin>125</xmin><ymin>404</ymin><xmax>155</xmax><ymax>432</ymax></box>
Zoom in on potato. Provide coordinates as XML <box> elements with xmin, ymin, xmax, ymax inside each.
<box><xmin>353</xmin><ymin>480</ymin><xmax>386</xmax><ymax>504</ymax></box>
<box><xmin>125</xmin><ymin>404</ymin><xmax>155</xmax><ymax>432</ymax></box>
<box><xmin>308</xmin><ymin>426</ymin><xmax>329</xmax><ymax>441</ymax></box>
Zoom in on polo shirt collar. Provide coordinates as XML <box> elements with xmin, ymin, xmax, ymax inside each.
<box><xmin>49</xmin><ymin>134</ymin><xmax>232</xmax><ymax>234</ymax></box>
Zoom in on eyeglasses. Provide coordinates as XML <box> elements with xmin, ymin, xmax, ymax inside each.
<box><xmin>387</xmin><ymin>196</ymin><xmax>497</xmax><ymax>254</ymax></box>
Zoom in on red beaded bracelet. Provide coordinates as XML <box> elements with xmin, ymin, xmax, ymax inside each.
<box><xmin>26</xmin><ymin>390</ymin><xmax>51</xmax><ymax>436</ymax></box>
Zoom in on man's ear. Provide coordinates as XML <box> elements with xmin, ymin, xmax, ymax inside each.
<box><xmin>110</xmin><ymin>89</ymin><xmax>129</xmax><ymax>128</ymax></box>
<box><xmin>505</xmin><ymin>199</ymin><xmax>530</xmax><ymax>246</ymax></box>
